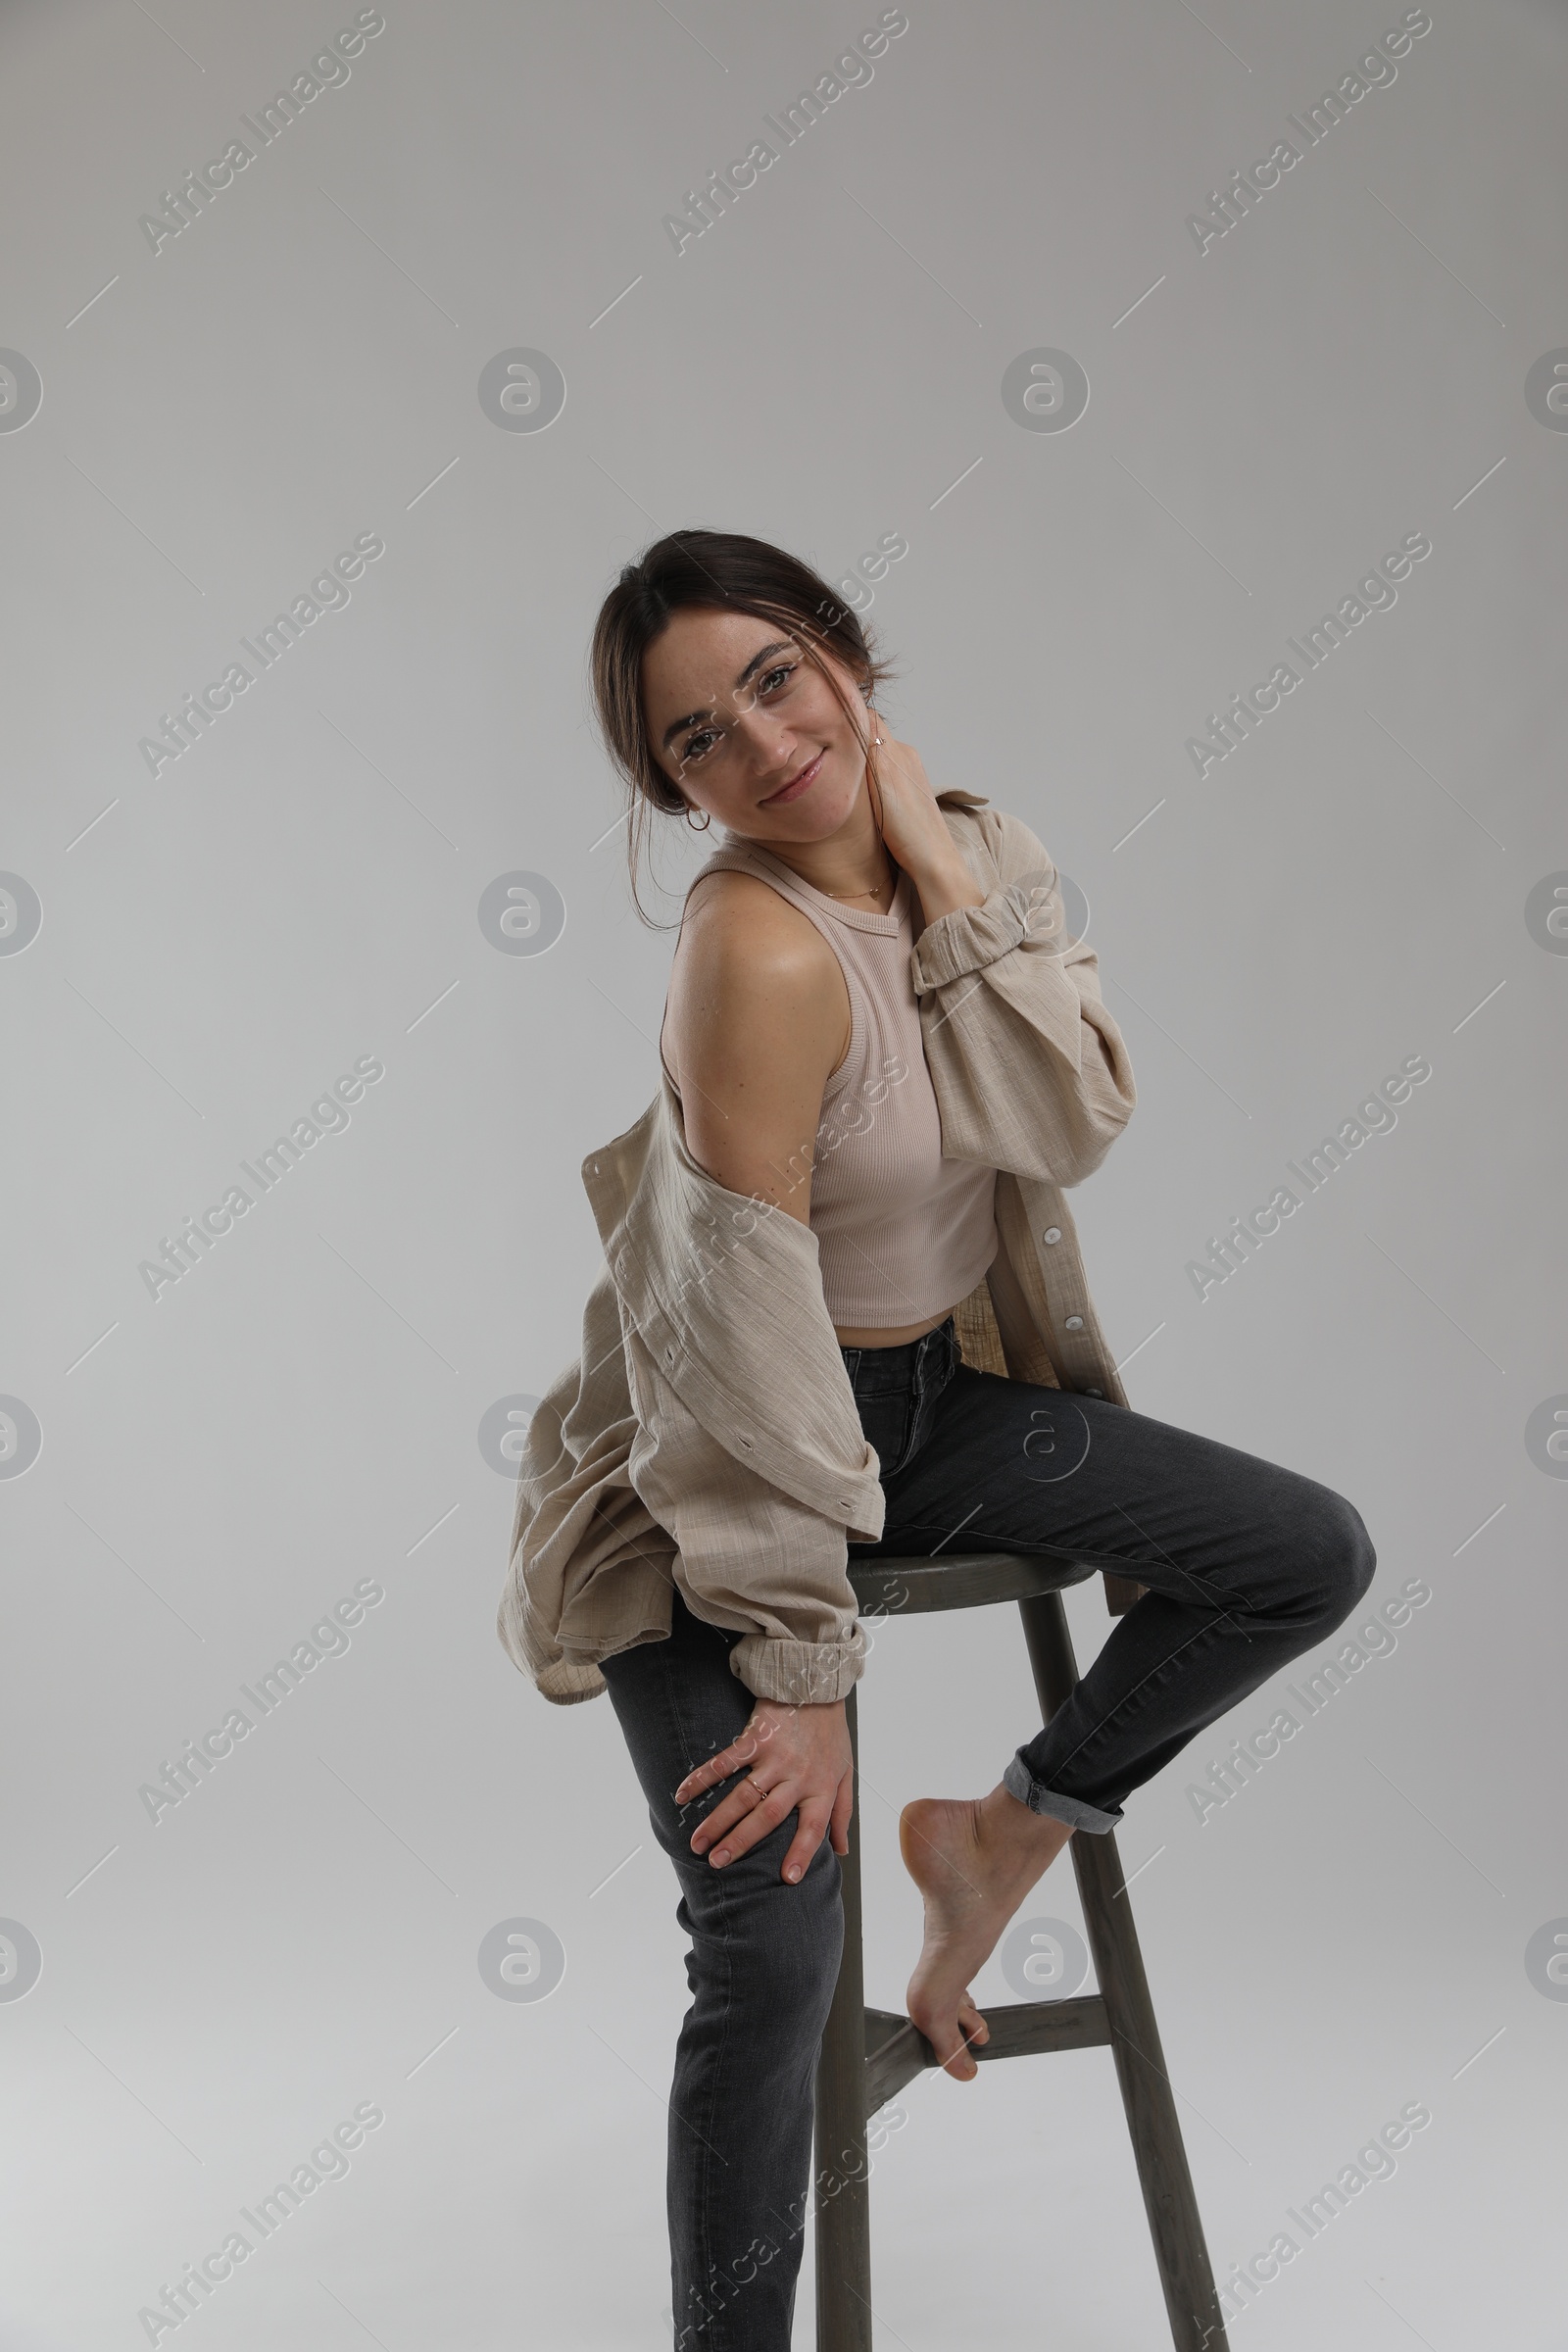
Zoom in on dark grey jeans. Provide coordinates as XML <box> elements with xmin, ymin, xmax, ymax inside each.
<box><xmin>601</xmin><ymin>1316</ymin><xmax>1376</xmax><ymax>2348</ymax></box>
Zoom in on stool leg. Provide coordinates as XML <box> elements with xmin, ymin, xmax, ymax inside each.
<box><xmin>813</xmin><ymin>1682</ymin><xmax>873</xmax><ymax>2351</ymax></box>
<box><xmin>1018</xmin><ymin>1591</ymin><xmax>1232</xmax><ymax>2352</ymax></box>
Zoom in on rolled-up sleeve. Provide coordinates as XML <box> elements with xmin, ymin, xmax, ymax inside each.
<box><xmin>911</xmin><ymin>811</ymin><xmax>1136</xmax><ymax>1187</ymax></box>
<box><xmin>909</xmin><ymin>876</ymin><xmax>1039</xmax><ymax>989</ymax></box>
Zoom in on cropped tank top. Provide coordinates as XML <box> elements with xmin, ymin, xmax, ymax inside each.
<box><xmin>662</xmin><ymin>838</ymin><xmax>999</xmax><ymax>1330</ymax></box>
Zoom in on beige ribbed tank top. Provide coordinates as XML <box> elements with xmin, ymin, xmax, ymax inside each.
<box><xmin>662</xmin><ymin>838</ymin><xmax>999</xmax><ymax>1331</ymax></box>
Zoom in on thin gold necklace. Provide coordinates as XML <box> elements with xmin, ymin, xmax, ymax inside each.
<box><xmin>822</xmin><ymin>871</ymin><xmax>897</xmax><ymax>903</ymax></box>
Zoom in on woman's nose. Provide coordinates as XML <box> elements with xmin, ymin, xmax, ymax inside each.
<box><xmin>729</xmin><ymin>707</ymin><xmax>790</xmax><ymax>768</ymax></box>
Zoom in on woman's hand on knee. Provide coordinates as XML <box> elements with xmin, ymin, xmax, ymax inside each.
<box><xmin>675</xmin><ymin>1698</ymin><xmax>854</xmax><ymax>1884</ymax></box>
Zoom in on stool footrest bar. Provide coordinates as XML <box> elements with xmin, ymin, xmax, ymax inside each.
<box><xmin>864</xmin><ymin>1994</ymin><xmax>1111</xmax><ymax>2110</ymax></box>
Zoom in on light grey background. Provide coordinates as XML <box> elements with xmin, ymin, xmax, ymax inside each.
<box><xmin>2</xmin><ymin>1</ymin><xmax>1564</xmax><ymax>2344</ymax></box>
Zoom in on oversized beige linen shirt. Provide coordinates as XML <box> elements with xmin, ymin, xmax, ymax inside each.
<box><xmin>497</xmin><ymin>791</ymin><xmax>1141</xmax><ymax>1709</ymax></box>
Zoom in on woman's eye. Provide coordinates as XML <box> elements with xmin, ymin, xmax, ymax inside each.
<box><xmin>680</xmin><ymin>664</ymin><xmax>795</xmax><ymax>762</ymax></box>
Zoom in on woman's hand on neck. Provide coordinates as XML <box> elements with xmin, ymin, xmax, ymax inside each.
<box><xmin>760</xmin><ymin>734</ymin><xmax>985</xmax><ymax>924</ymax></box>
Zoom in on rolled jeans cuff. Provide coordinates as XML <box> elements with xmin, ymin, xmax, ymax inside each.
<box><xmin>1003</xmin><ymin>1750</ymin><xmax>1122</xmax><ymax>1835</ymax></box>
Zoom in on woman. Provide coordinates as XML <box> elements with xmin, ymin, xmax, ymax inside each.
<box><xmin>500</xmin><ymin>528</ymin><xmax>1376</xmax><ymax>2351</ymax></box>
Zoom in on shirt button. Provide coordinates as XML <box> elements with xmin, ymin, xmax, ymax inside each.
<box><xmin>1085</xmin><ymin>1387</ymin><xmax>1103</xmax><ymax>1399</ymax></box>
<box><xmin>1064</xmin><ymin>1315</ymin><xmax>1084</xmax><ymax>1331</ymax></box>
<box><xmin>1043</xmin><ymin>1227</ymin><xmax>1061</xmax><ymax>1245</ymax></box>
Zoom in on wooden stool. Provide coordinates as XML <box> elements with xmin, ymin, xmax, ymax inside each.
<box><xmin>813</xmin><ymin>1551</ymin><xmax>1230</xmax><ymax>2351</ymax></box>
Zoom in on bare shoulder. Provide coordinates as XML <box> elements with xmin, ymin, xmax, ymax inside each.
<box><xmin>679</xmin><ymin>867</ymin><xmax>826</xmax><ymax>953</ymax></box>
<box><xmin>667</xmin><ymin>871</ymin><xmax>845</xmax><ymax>1053</ymax></box>
<box><xmin>662</xmin><ymin>871</ymin><xmax>849</xmax><ymax>1218</ymax></box>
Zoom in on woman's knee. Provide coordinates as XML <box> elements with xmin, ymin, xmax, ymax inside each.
<box><xmin>680</xmin><ymin>1819</ymin><xmax>844</xmax><ymax>2017</ymax></box>
<box><xmin>1298</xmin><ymin>1484</ymin><xmax>1377</xmax><ymax>1625</ymax></box>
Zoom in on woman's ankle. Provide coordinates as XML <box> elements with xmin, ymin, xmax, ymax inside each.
<box><xmin>982</xmin><ymin>1782</ymin><xmax>1074</xmax><ymax>1863</ymax></box>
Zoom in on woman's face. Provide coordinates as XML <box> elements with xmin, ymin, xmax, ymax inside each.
<box><xmin>639</xmin><ymin>606</ymin><xmax>872</xmax><ymax>844</ymax></box>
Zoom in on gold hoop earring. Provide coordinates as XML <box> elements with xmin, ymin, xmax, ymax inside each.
<box><xmin>684</xmin><ymin>804</ymin><xmax>711</xmax><ymax>831</ymax></box>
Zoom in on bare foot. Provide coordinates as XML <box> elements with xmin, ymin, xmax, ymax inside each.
<box><xmin>899</xmin><ymin>1788</ymin><xmax>1074</xmax><ymax>2080</ymax></box>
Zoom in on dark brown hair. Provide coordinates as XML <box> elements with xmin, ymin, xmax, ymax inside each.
<box><xmin>589</xmin><ymin>528</ymin><xmax>900</xmax><ymax>928</ymax></box>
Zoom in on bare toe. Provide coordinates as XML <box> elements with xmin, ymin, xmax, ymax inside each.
<box><xmin>959</xmin><ymin>1990</ymin><xmax>990</xmax><ymax>2046</ymax></box>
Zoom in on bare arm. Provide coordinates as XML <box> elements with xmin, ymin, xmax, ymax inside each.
<box><xmin>662</xmin><ymin>872</ymin><xmax>858</xmax><ymax>1883</ymax></box>
<box><xmin>662</xmin><ymin>871</ymin><xmax>849</xmax><ymax>1225</ymax></box>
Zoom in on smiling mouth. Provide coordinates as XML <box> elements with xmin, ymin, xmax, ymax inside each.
<box><xmin>760</xmin><ymin>749</ymin><xmax>824</xmax><ymax>807</ymax></box>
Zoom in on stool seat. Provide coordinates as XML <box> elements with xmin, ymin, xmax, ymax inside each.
<box><xmin>814</xmin><ymin>1551</ymin><xmax>1231</xmax><ymax>2352</ymax></box>
<box><xmin>847</xmin><ymin>1546</ymin><xmax>1094</xmax><ymax>1617</ymax></box>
